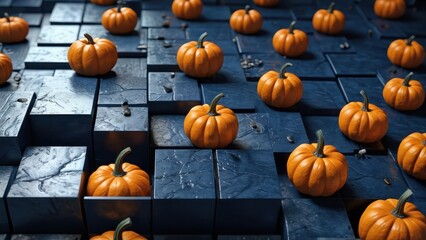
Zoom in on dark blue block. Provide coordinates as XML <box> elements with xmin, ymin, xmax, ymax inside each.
<box><xmin>0</xmin><ymin>166</ymin><xmax>15</xmax><ymax>233</ymax></box>
<box><xmin>186</xmin><ymin>22</ymin><xmax>233</xmax><ymax>41</ymax></box>
<box><xmin>148</xmin><ymin>72</ymin><xmax>201</xmax><ymax>115</ymax></box>
<box><xmin>415</xmin><ymin>199</ymin><xmax>426</xmax><ymax>216</ymax></box>
<box><xmin>82</xmin><ymin>3</ymin><xmax>110</xmax><ymax>24</ymax></box>
<box><xmin>0</xmin><ymin>0</ymin><xmax>11</xmax><ymax>7</ymax></box>
<box><xmin>29</xmin><ymin>76</ymin><xmax>97</xmax><ymax>146</ymax></box>
<box><xmin>111</xmin><ymin>58</ymin><xmax>147</xmax><ymax>78</ymax></box>
<box><xmin>84</xmin><ymin>196</ymin><xmax>151</xmax><ymax>235</ymax></box>
<box><xmin>37</xmin><ymin>25</ymin><xmax>80</xmax><ymax>46</ymax></box>
<box><xmin>0</xmin><ymin>91</ymin><xmax>35</xmax><ymax>165</ymax></box>
<box><xmin>98</xmin><ymin>77</ymin><xmax>147</xmax><ymax>106</ymax></box>
<box><xmin>370</xmin><ymin>18</ymin><xmax>406</xmax><ymax>39</ymax></box>
<box><xmin>24</xmin><ymin>46</ymin><xmax>70</xmax><ymax>69</ymax></box>
<box><xmin>231</xmin><ymin>113</ymin><xmax>272</xmax><ymax>150</ymax></box>
<box><xmin>93</xmin><ymin>106</ymin><xmax>149</xmax><ymax>171</ymax></box>
<box><xmin>291</xmin><ymin>5</ymin><xmax>316</xmax><ymax>20</ymax></box>
<box><xmin>154</xmin><ymin>236</ymin><xmax>212</xmax><ymax>240</ymax></box>
<box><xmin>326</xmin><ymin>53</ymin><xmax>389</xmax><ymax>76</ymax></box>
<box><xmin>215</xmin><ymin>149</ymin><xmax>281</xmax><ymax>234</ymax></box>
<box><xmin>19</xmin><ymin>13</ymin><xmax>43</xmax><ymax>27</ymax></box>
<box><xmin>338</xmin><ymin>76</ymin><xmax>386</xmax><ymax>108</ymax></box>
<box><xmin>340</xmin><ymin>154</ymin><xmax>408</xmax><ymax>199</ymax></box>
<box><xmin>377</xmin><ymin>65</ymin><xmax>426</xmax><ymax>88</ymax></box>
<box><xmin>201</xmin><ymin>83</ymin><xmax>255</xmax><ymax>112</ymax></box>
<box><xmin>50</xmin><ymin>3</ymin><xmax>84</xmax><ymax>24</ymax></box>
<box><xmin>313</xmin><ymin>32</ymin><xmax>356</xmax><ymax>54</ymax></box>
<box><xmin>10</xmin><ymin>235</ymin><xmax>82</xmax><ymax>240</ymax></box>
<box><xmin>150</xmin><ymin>115</ymin><xmax>193</xmax><ymax>148</ymax></box>
<box><xmin>153</xmin><ymin>149</ymin><xmax>215</xmax><ymax>234</ymax></box>
<box><xmin>282</xmin><ymin>198</ymin><xmax>355</xmax><ymax>240</ymax></box>
<box><xmin>343</xmin><ymin>13</ymin><xmax>379</xmax><ymax>39</ymax></box>
<box><xmin>79</xmin><ymin>25</ymin><xmax>143</xmax><ymax>58</ymax></box>
<box><xmin>148</xmin><ymin>28</ymin><xmax>187</xmax><ymax>40</ymax></box>
<box><xmin>303</xmin><ymin>116</ymin><xmax>359</xmax><ymax>154</ymax></box>
<box><xmin>7</xmin><ymin>0</ymin><xmax>42</xmax><ymax>12</ymax></box>
<box><xmin>218</xmin><ymin>236</ymin><xmax>281</xmax><ymax>240</ymax></box>
<box><xmin>6</xmin><ymin>147</ymin><xmax>87</xmax><ymax>233</ymax></box>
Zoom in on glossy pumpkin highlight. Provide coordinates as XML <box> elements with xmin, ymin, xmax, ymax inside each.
<box><xmin>0</xmin><ymin>52</ymin><xmax>13</xmax><ymax>85</ymax></box>
<box><xmin>172</xmin><ymin>0</ymin><xmax>203</xmax><ymax>20</ymax></box>
<box><xmin>397</xmin><ymin>132</ymin><xmax>426</xmax><ymax>180</ymax></box>
<box><xmin>374</xmin><ymin>0</ymin><xmax>405</xmax><ymax>19</ymax></box>
<box><xmin>102</xmin><ymin>4</ymin><xmax>138</xmax><ymax>34</ymax></box>
<box><xmin>229</xmin><ymin>5</ymin><xmax>263</xmax><ymax>34</ymax></box>
<box><xmin>272</xmin><ymin>21</ymin><xmax>309</xmax><ymax>57</ymax></box>
<box><xmin>0</xmin><ymin>12</ymin><xmax>29</xmax><ymax>43</ymax></box>
<box><xmin>387</xmin><ymin>35</ymin><xmax>425</xmax><ymax>69</ymax></box>
<box><xmin>383</xmin><ymin>72</ymin><xmax>425</xmax><ymax>110</ymax></box>
<box><xmin>312</xmin><ymin>2</ymin><xmax>345</xmax><ymax>35</ymax></box>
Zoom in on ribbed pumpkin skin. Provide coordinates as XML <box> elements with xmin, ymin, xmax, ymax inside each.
<box><xmin>383</xmin><ymin>73</ymin><xmax>425</xmax><ymax>110</ymax></box>
<box><xmin>387</xmin><ymin>36</ymin><xmax>425</xmax><ymax>69</ymax></box>
<box><xmin>287</xmin><ymin>133</ymin><xmax>348</xmax><ymax>197</ymax></box>
<box><xmin>67</xmin><ymin>35</ymin><xmax>118</xmax><ymax>76</ymax></box>
<box><xmin>102</xmin><ymin>7</ymin><xmax>138</xmax><ymax>34</ymax></box>
<box><xmin>90</xmin><ymin>231</ymin><xmax>147</xmax><ymax>240</ymax></box>
<box><xmin>172</xmin><ymin>0</ymin><xmax>203</xmax><ymax>20</ymax></box>
<box><xmin>374</xmin><ymin>0</ymin><xmax>405</xmax><ymax>19</ymax></box>
<box><xmin>0</xmin><ymin>15</ymin><xmax>29</xmax><ymax>43</ymax></box>
<box><xmin>86</xmin><ymin>162</ymin><xmax>151</xmax><ymax>196</ymax></box>
<box><xmin>0</xmin><ymin>53</ymin><xmax>13</xmax><ymax>85</ymax></box>
<box><xmin>397</xmin><ymin>132</ymin><xmax>426</xmax><ymax>180</ymax></box>
<box><xmin>253</xmin><ymin>0</ymin><xmax>279</xmax><ymax>7</ymax></box>
<box><xmin>359</xmin><ymin>197</ymin><xmax>426</xmax><ymax>240</ymax></box>
<box><xmin>257</xmin><ymin>64</ymin><xmax>303</xmax><ymax>108</ymax></box>
<box><xmin>272</xmin><ymin>22</ymin><xmax>309</xmax><ymax>57</ymax></box>
<box><xmin>90</xmin><ymin>0</ymin><xmax>116</xmax><ymax>5</ymax></box>
<box><xmin>312</xmin><ymin>3</ymin><xmax>345</xmax><ymax>35</ymax></box>
<box><xmin>176</xmin><ymin>33</ymin><xmax>223</xmax><ymax>78</ymax></box>
<box><xmin>229</xmin><ymin>6</ymin><xmax>263</xmax><ymax>34</ymax></box>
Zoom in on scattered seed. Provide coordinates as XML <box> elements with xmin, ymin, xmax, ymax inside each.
<box><xmin>156</xmin><ymin>36</ymin><xmax>165</xmax><ymax>40</ymax></box>
<box><xmin>163</xmin><ymin>84</ymin><xmax>173</xmax><ymax>93</ymax></box>
<box><xmin>137</xmin><ymin>44</ymin><xmax>147</xmax><ymax>50</ymax></box>
<box><xmin>163</xmin><ymin>40</ymin><xmax>172</xmax><ymax>48</ymax></box>
<box><xmin>162</xmin><ymin>20</ymin><xmax>170</xmax><ymax>28</ymax></box>
<box><xmin>170</xmin><ymin>72</ymin><xmax>175</xmax><ymax>78</ymax></box>
<box><xmin>384</xmin><ymin>178</ymin><xmax>391</xmax><ymax>185</ymax></box>
<box><xmin>122</xmin><ymin>101</ymin><xmax>131</xmax><ymax>117</ymax></box>
<box><xmin>344</xmin><ymin>42</ymin><xmax>350</xmax><ymax>49</ymax></box>
<box><xmin>180</xmin><ymin>23</ymin><xmax>188</xmax><ymax>29</ymax></box>
<box><xmin>368</xmin><ymin>29</ymin><xmax>373</xmax><ymax>38</ymax></box>
<box><xmin>17</xmin><ymin>98</ymin><xmax>27</xmax><ymax>103</ymax></box>
<box><xmin>286</xmin><ymin>136</ymin><xmax>294</xmax><ymax>143</ymax></box>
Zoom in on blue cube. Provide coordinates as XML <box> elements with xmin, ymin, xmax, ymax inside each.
<box><xmin>10</xmin><ymin>235</ymin><xmax>82</xmax><ymax>240</ymax></box>
<box><xmin>98</xmin><ymin>77</ymin><xmax>147</xmax><ymax>107</ymax></box>
<box><xmin>150</xmin><ymin>115</ymin><xmax>193</xmax><ymax>148</ymax></box>
<box><xmin>0</xmin><ymin>166</ymin><xmax>15</xmax><ymax>233</ymax></box>
<box><xmin>50</xmin><ymin>3</ymin><xmax>84</xmax><ymax>24</ymax></box>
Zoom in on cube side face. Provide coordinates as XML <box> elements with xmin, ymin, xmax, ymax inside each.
<box><xmin>0</xmin><ymin>166</ymin><xmax>15</xmax><ymax>233</ymax></box>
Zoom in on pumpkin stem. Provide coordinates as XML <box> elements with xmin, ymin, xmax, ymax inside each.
<box><xmin>279</xmin><ymin>63</ymin><xmax>293</xmax><ymax>79</ymax></box>
<box><xmin>84</xmin><ymin>33</ymin><xmax>95</xmax><ymax>44</ymax></box>
<box><xmin>288</xmin><ymin>21</ymin><xmax>296</xmax><ymax>34</ymax></box>
<box><xmin>117</xmin><ymin>3</ymin><xmax>122</xmax><ymax>13</ymax></box>
<box><xmin>406</xmin><ymin>35</ymin><xmax>415</xmax><ymax>46</ymax></box>
<box><xmin>245</xmin><ymin>5</ymin><xmax>251</xmax><ymax>14</ymax></box>
<box><xmin>313</xmin><ymin>129</ymin><xmax>326</xmax><ymax>158</ymax></box>
<box><xmin>360</xmin><ymin>90</ymin><xmax>371</xmax><ymax>112</ymax></box>
<box><xmin>402</xmin><ymin>72</ymin><xmax>414</xmax><ymax>86</ymax></box>
<box><xmin>391</xmin><ymin>189</ymin><xmax>413</xmax><ymax>218</ymax></box>
<box><xmin>113</xmin><ymin>147</ymin><xmax>132</xmax><ymax>177</ymax></box>
<box><xmin>197</xmin><ymin>32</ymin><xmax>208</xmax><ymax>48</ymax></box>
<box><xmin>113</xmin><ymin>217</ymin><xmax>132</xmax><ymax>240</ymax></box>
<box><xmin>4</xmin><ymin>12</ymin><xmax>10</xmax><ymax>22</ymax></box>
<box><xmin>208</xmin><ymin>93</ymin><xmax>225</xmax><ymax>116</ymax></box>
<box><xmin>328</xmin><ymin>2</ymin><xmax>336</xmax><ymax>13</ymax></box>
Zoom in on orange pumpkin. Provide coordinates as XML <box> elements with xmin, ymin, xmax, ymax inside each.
<box><xmin>184</xmin><ymin>93</ymin><xmax>239</xmax><ymax>148</ymax></box>
<box><xmin>68</xmin><ymin>33</ymin><xmax>118</xmax><ymax>76</ymax></box>
<box><xmin>253</xmin><ymin>0</ymin><xmax>279</xmax><ymax>7</ymax></box>
<box><xmin>0</xmin><ymin>12</ymin><xmax>29</xmax><ymax>43</ymax></box>
<box><xmin>257</xmin><ymin>63</ymin><xmax>303</xmax><ymax>108</ymax></box>
<box><xmin>102</xmin><ymin>3</ymin><xmax>138</xmax><ymax>35</ymax></box>
<box><xmin>172</xmin><ymin>0</ymin><xmax>203</xmax><ymax>20</ymax></box>
<box><xmin>86</xmin><ymin>147</ymin><xmax>151</xmax><ymax>196</ymax></box>
<box><xmin>0</xmin><ymin>52</ymin><xmax>13</xmax><ymax>85</ymax></box>
<box><xmin>338</xmin><ymin>90</ymin><xmax>388</xmax><ymax>143</ymax></box>
<box><xmin>176</xmin><ymin>32</ymin><xmax>224</xmax><ymax>78</ymax></box>
<box><xmin>387</xmin><ymin>35</ymin><xmax>425</xmax><ymax>69</ymax></box>
<box><xmin>397</xmin><ymin>132</ymin><xmax>426</xmax><ymax>180</ymax></box>
<box><xmin>359</xmin><ymin>189</ymin><xmax>426</xmax><ymax>240</ymax></box>
<box><xmin>374</xmin><ymin>0</ymin><xmax>405</xmax><ymax>19</ymax></box>
<box><xmin>383</xmin><ymin>72</ymin><xmax>425</xmax><ymax>111</ymax></box>
<box><xmin>90</xmin><ymin>0</ymin><xmax>116</xmax><ymax>6</ymax></box>
<box><xmin>229</xmin><ymin>5</ymin><xmax>263</xmax><ymax>34</ymax></box>
<box><xmin>90</xmin><ymin>217</ymin><xmax>147</xmax><ymax>240</ymax></box>
<box><xmin>312</xmin><ymin>2</ymin><xmax>345</xmax><ymax>35</ymax></box>
<box><xmin>287</xmin><ymin>129</ymin><xmax>348</xmax><ymax>197</ymax></box>
<box><xmin>272</xmin><ymin>21</ymin><xmax>309</xmax><ymax>57</ymax></box>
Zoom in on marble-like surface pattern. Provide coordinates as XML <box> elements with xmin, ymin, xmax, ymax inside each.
<box><xmin>94</xmin><ymin>107</ymin><xmax>148</xmax><ymax>132</ymax></box>
<box><xmin>24</xmin><ymin>46</ymin><xmax>69</xmax><ymax>69</ymax></box>
<box><xmin>111</xmin><ymin>58</ymin><xmax>147</xmax><ymax>78</ymax></box>
<box><xmin>98</xmin><ymin>77</ymin><xmax>147</xmax><ymax>106</ymax></box>
<box><xmin>150</xmin><ymin>115</ymin><xmax>193</xmax><ymax>147</ymax></box>
<box><xmin>37</xmin><ymin>25</ymin><xmax>80</xmax><ymax>46</ymax></box>
<box><xmin>0</xmin><ymin>91</ymin><xmax>35</xmax><ymax>137</ymax></box>
<box><xmin>201</xmin><ymin>83</ymin><xmax>255</xmax><ymax>112</ymax></box>
<box><xmin>7</xmin><ymin>146</ymin><xmax>86</xmax><ymax>197</ymax></box>
<box><xmin>49</xmin><ymin>3</ymin><xmax>84</xmax><ymax>24</ymax></box>
<box><xmin>11</xmin><ymin>234</ymin><xmax>82</xmax><ymax>240</ymax></box>
<box><xmin>154</xmin><ymin>149</ymin><xmax>215</xmax><ymax>199</ymax></box>
<box><xmin>148</xmin><ymin>72</ymin><xmax>200</xmax><ymax>102</ymax></box>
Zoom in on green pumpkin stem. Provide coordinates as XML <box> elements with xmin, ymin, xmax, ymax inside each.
<box><xmin>113</xmin><ymin>147</ymin><xmax>132</xmax><ymax>177</ymax></box>
<box><xmin>313</xmin><ymin>129</ymin><xmax>326</xmax><ymax>158</ymax></box>
<box><xmin>328</xmin><ymin>2</ymin><xmax>336</xmax><ymax>13</ymax></box>
<box><xmin>245</xmin><ymin>5</ymin><xmax>251</xmax><ymax>14</ymax></box>
<box><xmin>279</xmin><ymin>63</ymin><xmax>293</xmax><ymax>79</ymax></box>
<box><xmin>84</xmin><ymin>33</ymin><xmax>95</xmax><ymax>44</ymax></box>
<box><xmin>113</xmin><ymin>217</ymin><xmax>132</xmax><ymax>240</ymax></box>
<box><xmin>360</xmin><ymin>90</ymin><xmax>371</xmax><ymax>112</ymax></box>
<box><xmin>289</xmin><ymin>21</ymin><xmax>296</xmax><ymax>34</ymax></box>
<box><xmin>208</xmin><ymin>93</ymin><xmax>225</xmax><ymax>116</ymax></box>
<box><xmin>197</xmin><ymin>32</ymin><xmax>208</xmax><ymax>48</ymax></box>
<box><xmin>402</xmin><ymin>72</ymin><xmax>414</xmax><ymax>86</ymax></box>
<box><xmin>406</xmin><ymin>35</ymin><xmax>415</xmax><ymax>46</ymax></box>
<box><xmin>4</xmin><ymin>12</ymin><xmax>10</xmax><ymax>22</ymax></box>
<box><xmin>391</xmin><ymin>189</ymin><xmax>413</xmax><ymax>218</ymax></box>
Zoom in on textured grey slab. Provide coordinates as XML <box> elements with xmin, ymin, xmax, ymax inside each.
<box><xmin>201</xmin><ymin>83</ymin><xmax>254</xmax><ymax>112</ymax></box>
<box><xmin>1</xmin><ymin>41</ymin><xmax>29</xmax><ymax>70</ymax></box>
<box><xmin>230</xmin><ymin>113</ymin><xmax>272</xmax><ymax>150</ymax></box>
<box><xmin>11</xmin><ymin>235</ymin><xmax>82</xmax><ymax>240</ymax></box>
<box><xmin>94</xmin><ymin>107</ymin><xmax>149</xmax><ymax>132</ymax></box>
<box><xmin>19</xmin><ymin>13</ymin><xmax>43</xmax><ymax>27</ymax></box>
<box><xmin>0</xmin><ymin>166</ymin><xmax>15</xmax><ymax>233</ymax></box>
<box><xmin>50</xmin><ymin>3</ymin><xmax>84</xmax><ymax>24</ymax></box>
<box><xmin>82</xmin><ymin>3</ymin><xmax>109</xmax><ymax>24</ymax></box>
<box><xmin>37</xmin><ymin>25</ymin><xmax>79</xmax><ymax>46</ymax></box>
<box><xmin>24</xmin><ymin>46</ymin><xmax>69</xmax><ymax>69</ymax></box>
<box><xmin>7</xmin><ymin>146</ymin><xmax>86</xmax><ymax>233</ymax></box>
<box><xmin>79</xmin><ymin>25</ymin><xmax>143</xmax><ymax>57</ymax></box>
<box><xmin>98</xmin><ymin>77</ymin><xmax>147</xmax><ymax>106</ymax></box>
<box><xmin>0</xmin><ymin>75</ymin><xmax>44</xmax><ymax>93</ymax></box>
<box><xmin>110</xmin><ymin>58</ymin><xmax>147</xmax><ymax>78</ymax></box>
<box><xmin>23</xmin><ymin>69</ymin><xmax>54</xmax><ymax>76</ymax></box>
<box><xmin>150</xmin><ymin>115</ymin><xmax>192</xmax><ymax>148</ymax></box>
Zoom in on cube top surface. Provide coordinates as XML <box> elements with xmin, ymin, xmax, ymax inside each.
<box><xmin>94</xmin><ymin>107</ymin><xmax>149</xmax><ymax>131</ymax></box>
<box><xmin>0</xmin><ymin>91</ymin><xmax>35</xmax><ymax>137</ymax></box>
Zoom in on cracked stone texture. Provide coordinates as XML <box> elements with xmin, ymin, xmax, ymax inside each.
<box><xmin>148</xmin><ymin>72</ymin><xmax>200</xmax><ymax>102</ymax></box>
<box><xmin>11</xmin><ymin>234</ymin><xmax>82</xmax><ymax>240</ymax></box>
<box><xmin>2</xmin><ymin>75</ymin><xmax>52</xmax><ymax>95</ymax></box>
<box><xmin>50</xmin><ymin>3</ymin><xmax>84</xmax><ymax>24</ymax></box>
<box><xmin>201</xmin><ymin>83</ymin><xmax>254</xmax><ymax>112</ymax></box>
<box><xmin>151</xmin><ymin>115</ymin><xmax>192</xmax><ymax>148</ymax></box>
<box><xmin>0</xmin><ymin>166</ymin><xmax>15</xmax><ymax>232</ymax></box>
<box><xmin>107</xmin><ymin>58</ymin><xmax>147</xmax><ymax>78</ymax></box>
<box><xmin>24</xmin><ymin>46</ymin><xmax>69</xmax><ymax>69</ymax></box>
<box><xmin>37</xmin><ymin>25</ymin><xmax>80</xmax><ymax>46</ymax></box>
<box><xmin>0</xmin><ymin>91</ymin><xmax>35</xmax><ymax>164</ymax></box>
<box><xmin>282</xmin><ymin>198</ymin><xmax>355</xmax><ymax>240</ymax></box>
<box><xmin>98</xmin><ymin>77</ymin><xmax>147</xmax><ymax>106</ymax></box>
